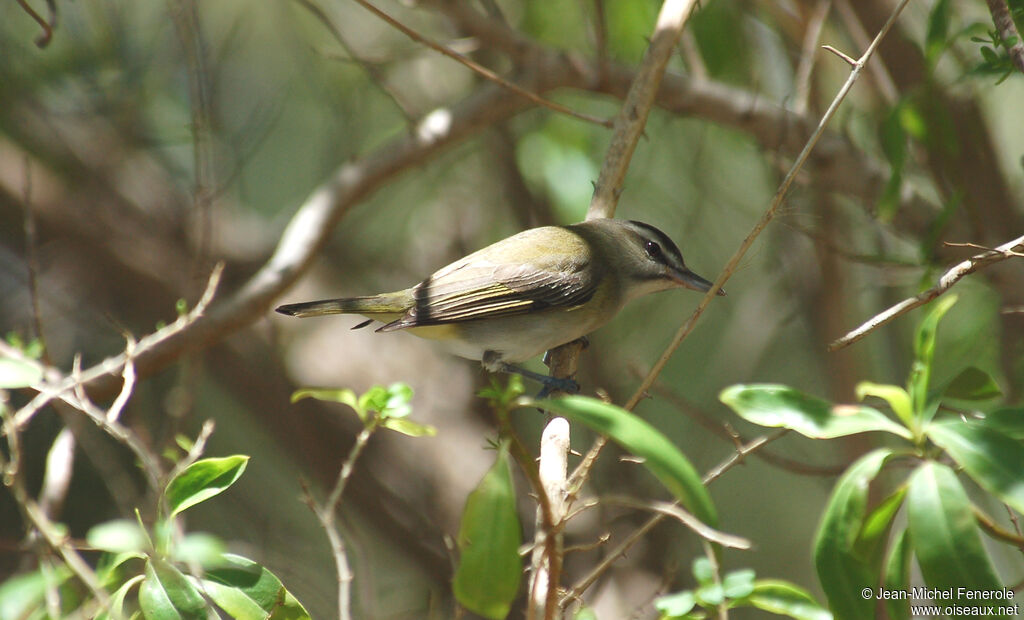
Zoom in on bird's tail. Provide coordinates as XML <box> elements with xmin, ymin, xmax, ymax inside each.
<box><xmin>275</xmin><ymin>292</ymin><xmax>409</xmax><ymax>318</ymax></box>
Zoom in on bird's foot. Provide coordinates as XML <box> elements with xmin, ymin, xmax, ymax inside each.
<box><xmin>496</xmin><ymin>362</ymin><xmax>579</xmax><ymax>398</ymax></box>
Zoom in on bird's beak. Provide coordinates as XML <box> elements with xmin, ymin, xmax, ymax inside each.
<box><xmin>671</xmin><ymin>268</ymin><xmax>726</xmax><ymax>296</ymax></box>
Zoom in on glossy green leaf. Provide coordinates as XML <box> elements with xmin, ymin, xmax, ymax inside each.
<box><xmin>655</xmin><ymin>590</ymin><xmax>696</xmax><ymax>617</ymax></box>
<box><xmin>453</xmin><ymin>443</ymin><xmax>522</xmax><ymax>620</ymax></box>
<box><xmin>87</xmin><ymin>519</ymin><xmax>148</xmax><ymax>554</ymax></box>
<box><xmin>291</xmin><ymin>388</ymin><xmax>362</xmax><ymax>420</ymax></box>
<box><xmin>381</xmin><ymin>382</ymin><xmax>414</xmax><ymax>418</ymax></box>
<box><xmin>164</xmin><ymin>455</ymin><xmax>249</xmax><ymax>517</ymax></box>
<box><xmin>926</xmin><ymin>420</ymin><xmax>1024</xmax><ymax>514</ymax></box>
<box><xmin>205</xmin><ymin>554</ymin><xmax>310</xmax><ymax>620</ymax></box>
<box><xmin>942</xmin><ymin>366</ymin><xmax>1002</xmax><ymax>401</ymax></box>
<box><xmin>745</xmin><ymin>580</ymin><xmax>832</xmax><ymax>620</ymax></box>
<box><xmin>171</xmin><ymin>533</ymin><xmax>227</xmax><ymax>567</ymax></box>
<box><xmin>906</xmin><ymin>462</ymin><xmax>1001</xmax><ymax>594</ymax></box>
<box><xmin>722</xmin><ymin>569</ymin><xmax>755</xmax><ymax>599</ymax></box>
<box><xmin>813</xmin><ymin>449</ymin><xmax>892</xmax><ymax>620</ymax></box>
<box><xmin>855</xmin><ymin>382</ymin><xmax>914</xmax><ymax>430</ymax></box>
<box><xmin>854</xmin><ymin>486</ymin><xmax>907</xmax><ymax>565</ymax></box>
<box><xmin>721</xmin><ymin>385</ymin><xmax>911</xmax><ymax>440</ymax></box>
<box><xmin>883</xmin><ymin>528</ymin><xmax>912</xmax><ymax>620</ymax></box>
<box><xmin>909</xmin><ymin>295</ymin><xmax>957</xmax><ymax>421</ymax></box>
<box><xmin>0</xmin><ymin>357</ymin><xmax>43</xmax><ymax>388</ymax></box>
<box><xmin>381</xmin><ymin>417</ymin><xmax>437</xmax><ymax>437</ymax></box>
<box><xmin>97</xmin><ymin>551</ymin><xmax>147</xmax><ymax>589</ymax></box>
<box><xmin>984</xmin><ymin>408</ymin><xmax>1024</xmax><ymax>439</ymax></box>
<box><xmin>96</xmin><ymin>575</ymin><xmax>144</xmax><ymax>620</ymax></box>
<box><xmin>0</xmin><ymin>567</ymin><xmax>71</xmax><ymax>620</ymax></box>
<box><xmin>539</xmin><ymin>395</ymin><xmax>717</xmax><ymax>525</ymax></box>
<box><xmin>139</xmin><ymin>559</ymin><xmax>206</xmax><ymax>620</ymax></box>
<box><xmin>358</xmin><ymin>386</ymin><xmax>389</xmax><ymax>414</ymax></box>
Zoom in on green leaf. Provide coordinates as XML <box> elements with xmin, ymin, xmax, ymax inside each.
<box><xmin>984</xmin><ymin>408</ymin><xmax>1024</xmax><ymax>439</ymax></box>
<box><xmin>171</xmin><ymin>533</ymin><xmax>227</xmax><ymax>567</ymax></box>
<box><xmin>655</xmin><ymin>590</ymin><xmax>696</xmax><ymax>616</ymax></box>
<box><xmin>926</xmin><ymin>419</ymin><xmax>1024</xmax><ymax>514</ymax></box>
<box><xmin>883</xmin><ymin>528</ymin><xmax>912</xmax><ymax>620</ymax></box>
<box><xmin>942</xmin><ymin>366</ymin><xmax>1002</xmax><ymax>401</ymax></box>
<box><xmin>722</xmin><ymin>569</ymin><xmax>755</xmax><ymax>599</ymax></box>
<box><xmin>538</xmin><ymin>396</ymin><xmax>717</xmax><ymax>525</ymax></box>
<box><xmin>291</xmin><ymin>388</ymin><xmax>362</xmax><ymax>420</ymax></box>
<box><xmin>358</xmin><ymin>385</ymin><xmax>389</xmax><ymax>414</ymax></box>
<box><xmin>853</xmin><ymin>486</ymin><xmax>907</xmax><ymax>566</ymax></box>
<box><xmin>906</xmin><ymin>462</ymin><xmax>1001</xmax><ymax>594</ymax></box>
<box><xmin>96</xmin><ymin>575</ymin><xmax>145</xmax><ymax>620</ymax></box>
<box><xmin>909</xmin><ymin>295</ymin><xmax>957</xmax><ymax>422</ymax></box>
<box><xmin>813</xmin><ymin>449</ymin><xmax>892</xmax><ymax>620</ymax></box>
<box><xmin>745</xmin><ymin>580</ymin><xmax>832</xmax><ymax>620</ymax></box>
<box><xmin>380</xmin><ymin>417</ymin><xmax>437</xmax><ymax>437</ymax></box>
<box><xmin>0</xmin><ymin>357</ymin><xmax>43</xmax><ymax>389</ymax></box>
<box><xmin>87</xmin><ymin>519</ymin><xmax>149</xmax><ymax>554</ymax></box>
<box><xmin>97</xmin><ymin>551</ymin><xmax>147</xmax><ymax>589</ymax></box>
<box><xmin>695</xmin><ymin>582</ymin><xmax>724</xmax><ymax>606</ymax></box>
<box><xmin>164</xmin><ymin>456</ymin><xmax>249</xmax><ymax>518</ymax></box>
<box><xmin>721</xmin><ymin>384</ymin><xmax>911</xmax><ymax>440</ymax></box>
<box><xmin>692</xmin><ymin>557</ymin><xmax>714</xmax><ymax>585</ymax></box>
<box><xmin>205</xmin><ymin>554</ymin><xmax>310</xmax><ymax>620</ymax></box>
<box><xmin>0</xmin><ymin>567</ymin><xmax>71</xmax><ymax>620</ymax></box>
<box><xmin>452</xmin><ymin>443</ymin><xmax>522</xmax><ymax>620</ymax></box>
<box><xmin>382</xmin><ymin>382</ymin><xmax>414</xmax><ymax>418</ymax></box>
<box><xmin>855</xmin><ymin>382</ymin><xmax>915</xmax><ymax>431</ymax></box>
<box><xmin>139</xmin><ymin>558</ymin><xmax>206</xmax><ymax>620</ymax></box>
<box><xmin>925</xmin><ymin>0</ymin><xmax>951</xmax><ymax>64</ymax></box>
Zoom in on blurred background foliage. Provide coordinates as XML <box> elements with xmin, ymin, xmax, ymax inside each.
<box><xmin>1</xmin><ymin>0</ymin><xmax>1022</xmax><ymax>617</ymax></box>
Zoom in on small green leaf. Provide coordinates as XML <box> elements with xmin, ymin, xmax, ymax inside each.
<box><xmin>380</xmin><ymin>417</ymin><xmax>437</xmax><ymax>437</ymax></box>
<box><xmin>452</xmin><ymin>443</ymin><xmax>522</xmax><ymax>620</ymax></box>
<box><xmin>745</xmin><ymin>580</ymin><xmax>832</xmax><ymax>620</ymax></box>
<box><xmin>199</xmin><ymin>580</ymin><xmax>266</xmax><ymax>620</ymax></box>
<box><xmin>171</xmin><ymin>533</ymin><xmax>227</xmax><ymax>567</ymax></box>
<box><xmin>573</xmin><ymin>606</ymin><xmax>598</xmax><ymax>620</ymax></box>
<box><xmin>96</xmin><ymin>575</ymin><xmax>145</xmax><ymax>620</ymax></box>
<box><xmin>695</xmin><ymin>582</ymin><xmax>724</xmax><ymax>606</ymax></box>
<box><xmin>909</xmin><ymin>295</ymin><xmax>957</xmax><ymax>421</ymax></box>
<box><xmin>925</xmin><ymin>0</ymin><xmax>951</xmax><ymax>64</ymax></box>
<box><xmin>0</xmin><ymin>567</ymin><xmax>72</xmax><ymax>620</ymax></box>
<box><xmin>655</xmin><ymin>590</ymin><xmax>696</xmax><ymax>616</ymax></box>
<box><xmin>97</xmin><ymin>551</ymin><xmax>147</xmax><ymax>589</ymax></box>
<box><xmin>722</xmin><ymin>569</ymin><xmax>755</xmax><ymax>599</ymax></box>
<box><xmin>721</xmin><ymin>384</ymin><xmax>911</xmax><ymax>440</ymax></box>
<box><xmin>382</xmin><ymin>382</ymin><xmax>414</xmax><ymax>418</ymax></box>
<box><xmin>926</xmin><ymin>420</ymin><xmax>1024</xmax><ymax>514</ymax></box>
<box><xmin>692</xmin><ymin>557</ymin><xmax>714</xmax><ymax>585</ymax></box>
<box><xmin>906</xmin><ymin>462</ymin><xmax>1001</xmax><ymax>594</ymax></box>
<box><xmin>883</xmin><ymin>528</ymin><xmax>912</xmax><ymax>620</ymax></box>
<box><xmin>205</xmin><ymin>554</ymin><xmax>311</xmax><ymax>620</ymax></box>
<box><xmin>0</xmin><ymin>358</ymin><xmax>43</xmax><ymax>389</ymax></box>
<box><xmin>814</xmin><ymin>449</ymin><xmax>892</xmax><ymax>620</ymax></box>
<box><xmin>291</xmin><ymin>388</ymin><xmax>361</xmax><ymax>419</ymax></box>
<box><xmin>538</xmin><ymin>396</ymin><xmax>717</xmax><ymax>525</ymax></box>
<box><xmin>942</xmin><ymin>366</ymin><xmax>1001</xmax><ymax>401</ymax></box>
<box><xmin>358</xmin><ymin>386</ymin><xmax>389</xmax><ymax>414</ymax></box>
<box><xmin>984</xmin><ymin>408</ymin><xmax>1024</xmax><ymax>439</ymax></box>
<box><xmin>855</xmin><ymin>382</ymin><xmax>915</xmax><ymax>431</ymax></box>
<box><xmin>854</xmin><ymin>486</ymin><xmax>907</xmax><ymax>566</ymax></box>
<box><xmin>87</xmin><ymin>519</ymin><xmax>149</xmax><ymax>554</ymax></box>
<box><xmin>139</xmin><ymin>558</ymin><xmax>207</xmax><ymax>620</ymax></box>
<box><xmin>164</xmin><ymin>456</ymin><xmax>249</xmax><ymax>517</ymax></box>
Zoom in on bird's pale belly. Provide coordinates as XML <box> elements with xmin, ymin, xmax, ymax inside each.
<box><xmin>404</xmin><ymin>307</ymin><xmax>607</xmax><ymax>366</ymax></box>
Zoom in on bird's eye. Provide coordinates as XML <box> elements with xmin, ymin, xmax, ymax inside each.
<box><xmin>644</xmin><ymin>240</ymin><xmax>663</xmax><ymax>260</ymax></box>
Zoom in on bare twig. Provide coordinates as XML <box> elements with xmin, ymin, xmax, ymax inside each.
<box><xmin>828</xmin><ymin>234</ymin><xmax>1024</xmax><ymax>351</ymax></box>
<box><xmin>793</xmin><ymin>0</ymin><xmax>832</xmax><ymax>115</ymax></box>
<box><xmin>985</xmin><ymin>0</ymin><xmax>1024</xmax><ymax>74</ymax></box>
<box><xmin>586</xmin><ymin>0</ymin><xmax>701</xmax><ymax>219</ymax></box>
<box><xmin>15</xmin><ymin>0</ymin><xmax>56</xmax><ymax>47</ymax></box>
<box><xmin>351</xmin><ymin>0</ymin><xmax>611</xmax><ymax>128</ymax></box>
<box><xmin>702</xmin><ymin>429</ymin><xmax>788</xmax><ymax>485</ymax></box>
<box><xmin>601</xmin><ymin>496</ymin><xmax>751</xmax><ymax>549</ymax></box>
<box><xmin>626</xmin><ymin>0</ymin><xmax>913</xmax><ymax>410</ymax></box>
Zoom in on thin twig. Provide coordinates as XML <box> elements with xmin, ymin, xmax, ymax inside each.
<box><xmin>793</xmin><ymin>0</ymin><xmax>832</xmax><ymax>115</ymax></box>
<box><xmin>15</xmin><ymin>0</ymin><xmax>56</xmax><ymax>47</ymax></box>
<box><xmin>702</xmin><ymin>430</ymin><xmax>788</xmax><ymax>485</ymax></box>
<box><xmin>600</xmin><ymin>496</ymin><xmax>751</xmax><ymax>549</ymax></box>
<box><xmin>828</xmin><ymin>233</ymin><xmax>1024</xmax><ymax>351</ymax></box>
<box><xmin>985</xmin><ymin>0</ymin><xmax>1024</xmax><ymax>74</ymax></box>
<box><xmin>351</xmin><ymin>0</ymin><xmax>611</xmax><ymax>128</ymax></box>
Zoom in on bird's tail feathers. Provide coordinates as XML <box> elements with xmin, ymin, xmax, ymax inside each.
<box><xmin>275</xmin><ymin>293</ymin><xmax>408</xmax><ymax>318</ymax></box>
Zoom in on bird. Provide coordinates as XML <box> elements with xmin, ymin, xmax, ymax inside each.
<box><xmin>275</xmin><ymin>218</ymin><xmax>723</xmax><ymax>392</ymax></box>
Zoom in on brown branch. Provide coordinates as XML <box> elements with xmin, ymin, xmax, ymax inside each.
<box><xmin>350</xmin><ymin>0</ymin><xmax>611</xmax><ymax>128</ymax></box>
<box><xmin>15</xmin><ymin>0</ymin><xmax>56</xmax><ymax>48</ymax></box>
<box><xmin>586</xmin><ymin>0</ymin><xmax>700</xmax><ymax>220</ymax></box>
<box><xmin>828</xmin><ymin>234</ymin><xmax>1024</xmax><ymax>351</ymax></box>
<box><xmin>985</xmin><ymin>0</ymin><xmax>1024</xmax><ymax>75</ymax></box>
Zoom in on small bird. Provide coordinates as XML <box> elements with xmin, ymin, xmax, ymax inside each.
<box><xmin>276</xmin><ymin>218</ymin><xmax>723</xmax><ymax>392</ymax></box>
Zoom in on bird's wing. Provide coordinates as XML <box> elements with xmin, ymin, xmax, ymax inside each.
<box><xmin>378</xmin><ymin>255</ymin><xmax>598</xmax><ymax>331</ymax></box>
